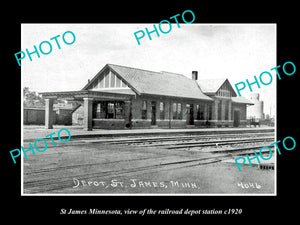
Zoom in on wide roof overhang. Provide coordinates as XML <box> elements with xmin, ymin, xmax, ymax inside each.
<box><xmin>40</xmin><ymin>89</ymin><xmax>214</xmax><ymax>102</ymax></box>
<box><xmin>39</xmin><ymin>90</ymin><xmax>135</xmax><ymax>101</ymax></box>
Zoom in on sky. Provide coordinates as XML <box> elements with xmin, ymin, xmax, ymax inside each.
<box><xmin>21</xmin><ymin>23</ymin><xmax>276</xmax><ymax>116</ymax></box>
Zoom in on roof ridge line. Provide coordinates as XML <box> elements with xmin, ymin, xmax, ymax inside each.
<box><xmin>197</xmin><ymin>78</ymin><xmax>227</xmax><ymax>80</ymax></box>
<box><xmin>160</xmin><ymin>71</ymin><xmax>187</xmax><ymax>77</ymax></box>
<box><xmin>109</xmin><ymin>63</ymin><xmax>188</xmax><ymax>78</ymax></box>
<box><xmin>108</xmin><ymin>63</ymin><xmax>162</xmax><ymax>75</ymax></box>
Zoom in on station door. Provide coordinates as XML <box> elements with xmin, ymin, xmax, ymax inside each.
<box><xmin>151</xmin><ymin>101</ymin><xmax>156</xmax><ymax>125</ymax></box>
<box><xmin>233</xmin><ymin>110</ymin><xmax>240</xmax><ymax>127</ymax></box>
<box><xmin>186</xmin><ymin>104</ymin><xmax>194</xmax><ymax>125</ymax></box>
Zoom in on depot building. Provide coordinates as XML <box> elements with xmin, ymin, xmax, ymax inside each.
<box><xmin>40</xmin><ymin>64</ymin><xmax>253</xmax><ymax>130</ymax></box>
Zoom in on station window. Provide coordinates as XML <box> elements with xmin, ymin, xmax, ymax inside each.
<box><xmin>95</xmin><ymin>103</ymin><xmax>101</xmax><ymax>119</ymax></box>
<box><xmin>93</xmin><ymin>101</ymin><xmax>124</xmax><ymax>119</ymax></box>
<box><xmin>196</xmin><ymin>105</ymin><xmax>199</xmax><ymax>119</ymax></box>
<box><xmin>207</xmin><ymin>104</ymin><xmax>212</xmax><ymax>120</ymax></box>
<box><xmin>197</xmin><ymin>104</ymin><xmax>205</xmax><ymax>120</ymax></box>
<box><xmin>142</xmin><ymin>100</ymin><xmax>147</xmax><ymax>119</ymax></box>
<box><xmin>172</xmin><ymin>103</ymin><xmax>177</xmax><ymax>119</ymax></box>
<box><xmin>173</xmin><ymin>103</ymin><xmax>178</xmax><ymax>119</ymax></box>
<box><xmin>93</xmin><ymin>102</ymin><xmax>106</xmax><ymax>119</ymax></box>
<box><xmin>115</xmin><ymin>102</ymin><xmax>125</xmax><ymax>119</ymax></box>
<box><xmin>160</xmin><ymin>102</ymin><xmax>165</xmax><ymax>120</ymax></box>
<box><xmin>107</xmin><ymin>102</ymin><xmax>115</xmax><ymax>118</ymax></box>
<box><xmin>172</xmin><ymin>103</ymin><xmax>182</xmax><ymax>120</ymax></box>
<box><xmin>177</xmin><ymin>103</ymin><xmax>182</xmax><ymax>120</ymax></box>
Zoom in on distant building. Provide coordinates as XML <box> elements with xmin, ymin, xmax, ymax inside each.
<box><xmin>247</xmin><ymin>93</ymin><xmax>264</xmax><ymax>119</ymax></box>
<box><xmin>40</xmin><ymin>64</ymin><xmax>253</xmax><ymax>130</ymax></box>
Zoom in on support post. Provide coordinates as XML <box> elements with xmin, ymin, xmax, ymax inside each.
<box><xmin>212</xmin><ymin>100</ymin><xmax>218</xmax><ymax>120</ymax></box>
<box><xmin>228</xmin><ymin>100</ymin><xmax>232</xmax><ymax>121</ymax></box>
<box><xmin>45</xmin><ymin>98</ymin><xmax>54</xmax><ymax>129</ymax></box>
<box><xmin>221</xmin><ymin>100</ymin><xmax>226</xmax><ymax>121</ymax></box>
<box><xmin>83</xmin><ymin>97</ymin><xmax>93</xmax><ymax>131</ymax></box>
<box><xmin>169</xmin><ymin>99</ymin><xmax>172</xmax><ymax>128</ymax></box>
<box><xmin>124</xmin><ymin>100</ymin><xmax>132</xmax><ymax>128</ymax></box>
<box><xmin>204</xmin><ymin>103</ymin><xmax>208</xmax><ymax>120</ymax></box>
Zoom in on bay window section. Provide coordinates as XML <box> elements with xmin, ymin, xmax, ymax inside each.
<box><xmin>93</xmin><ymin>101</ymin><xmax>125</xmax><ymax>119</ymax></box>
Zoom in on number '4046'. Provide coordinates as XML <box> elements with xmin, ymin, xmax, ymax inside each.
<box><xmin>237</xmin><ymin>182</ymin><xmax>261</xmax><ymax>189</ymax></box>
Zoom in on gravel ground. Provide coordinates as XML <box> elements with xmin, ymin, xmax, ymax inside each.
<box><xmin>22</xmin><ymin>138</ymin><xmax>275</xmax><ymax>195</ymax></box>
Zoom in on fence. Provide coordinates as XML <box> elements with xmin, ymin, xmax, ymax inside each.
<box><xmin>24</xmin><ymin>108</ymin><xmax>72</xmax><ymax>125</ymax></box>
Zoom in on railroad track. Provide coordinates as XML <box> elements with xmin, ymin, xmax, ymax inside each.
<box><xmin>23</xmin><ymin>154</ymin><xmax>229</xmax><ymax>193</ymax></box>
<box><xmin>24</xmin><ymin>143</ymin><xmax>275</xmax><ymax>194</ymax></box>
<box><xmin>162</xmin><ymin>137</ymin><xmax>275</xmax><ymax>149</ymax></box>
<box><xmin>23</xmin><ymin>130</ymin><xmax>275</xmax><ymax>194</ymax></box>
<box><xmin>27</xmin><ymin>131</ymin><xmax>275</xmax><ymax>152</ymax></box>
<box><xmin>23</xmin><ymin>144</ymin><xmax>274</xmax><ymax>194</ymax></box>
<box><xmin>80</xmin><ymin>132</ymin><xmax>274</xmax><ymax>145</ymax></box>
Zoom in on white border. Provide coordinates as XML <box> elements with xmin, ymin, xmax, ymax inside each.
<box><xmin>21</xmin><ymin>23</ymin><xmax>277</xmax><ymax>197</ymax></box>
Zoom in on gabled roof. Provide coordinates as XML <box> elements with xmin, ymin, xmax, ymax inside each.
<box><xmin>197</xmin><ymin>79</ymin><xmax>226</xmax><ymax>93</ymax></box>
<box><xmin>196</xmin><ymin>79</ymin><xmax>237</xmax><ymax>97</ymax></box>
<box><xmin>232</xmin><ymin>96</ymin><xmax>254</xmax><ymax>105</ymax></box>
<box><xmin>84</xmin><ymin>64</ymin><xmax>213</xmax><ymax>101</ymax></box>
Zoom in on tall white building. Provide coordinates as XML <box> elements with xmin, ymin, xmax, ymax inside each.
<box><xmin>247</xmin><ymin>93</ymin><xmax>264</xmax><ymax>119</ymax></box>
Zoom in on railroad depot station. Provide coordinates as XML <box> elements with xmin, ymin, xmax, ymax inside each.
<box><xmin>40</xmin><ymin>64</ymin><xmax>253</xmax><ymax>131</ymax></box>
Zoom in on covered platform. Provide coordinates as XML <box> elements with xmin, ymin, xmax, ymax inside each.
<box><xmin>39</xmin><ymin>89</ymin><xmax>136</xmax><ymax>131</ymax></box>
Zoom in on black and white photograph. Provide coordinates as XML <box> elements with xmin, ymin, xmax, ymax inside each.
<box><xmin>4</xmin><ymin>4</ymin><xmax>299</xmax><ymax>221</ymax></box>
<box><xmin>21</xmin><ymin>23</ymin><xmax>277</xmax><ymax>195</ymax></box>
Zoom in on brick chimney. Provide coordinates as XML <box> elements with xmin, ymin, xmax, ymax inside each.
<box><xmin>192</xmin><ymin>71</ymin><xmax>198</xmax><ymax>80</ymax></box>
